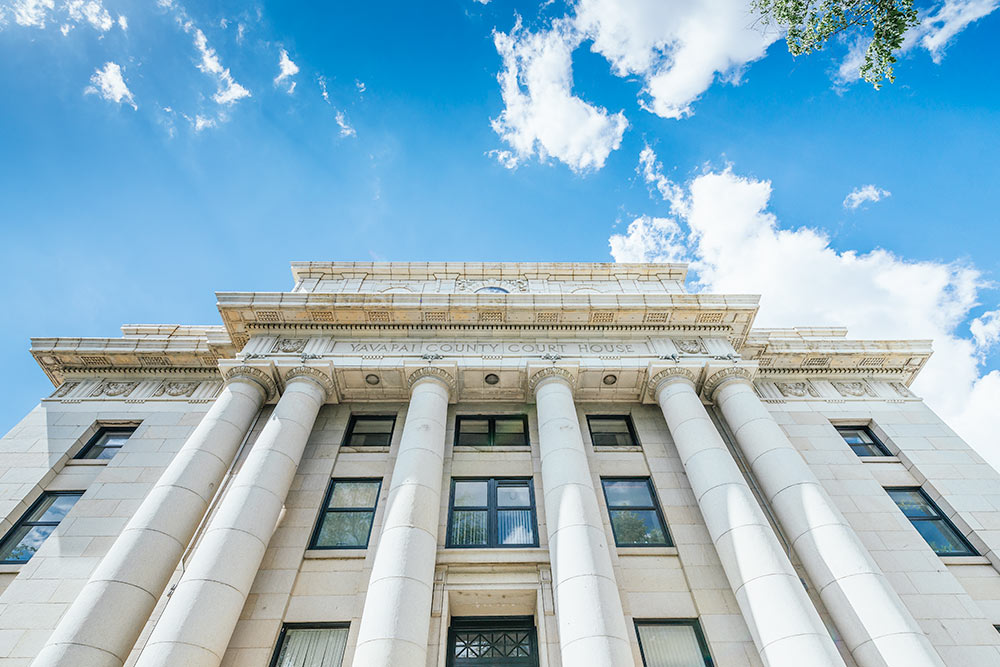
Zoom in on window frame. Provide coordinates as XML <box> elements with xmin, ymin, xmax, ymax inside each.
<box><xmin>886</xmin><ymin>486</ymin><xmax>978</xmax><ymax>557</ymax></box>
<box><xmin>635</xmin><ymin>619</ymin><xmax>714</xmax><ymax>667</ymax></box>
<box><xmin>75</xmin><ymin>426</ymin><xmax>137</xmax><ymax>460</ymax></box>
<box><xmin>454</xmin><ymin>415</ymin><xmax>530</xmax><ymax>448</ymax></box>
<box><xmin>601</xmin><ymin>477</ymin><xmax>672</xmax><ymax>548</ymax></box>
<box><xmin>341</xmin><ymin>414</ymin><xmax>397</xmax><ymax>448</ymax></box>
<box><xmin>446</xmin><ymin>615</ymin><xmax>539</xmax><ymax>667</ymax></box>
<box><xmin>586</xmin><ymin>414</ymin><xmax>641</xmax><ymax>448</ymax></box>
<box><xmin>268</xmin><ymin>622</ymin><xmax>350</xmax><ymax>667</ymax></box>
<box><xmin>0</xmin><ymin>491</ymin><xmax>84</xmax><ymax>564</ymax></box>
<box><xmin>835</xmin><ymin>425</ymin><xmax>892</xmax><ymax>457</ymax></box>
<box><xmin>308</xmin><ymin>478</ymin><xmax>382</xmax><ymax>550</ymax></box>
<box><xmin>446</xmin><ymin>477</ymin><xmax>539</xmax><ymax>549</ymax></box>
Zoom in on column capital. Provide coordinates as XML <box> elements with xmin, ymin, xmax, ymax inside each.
<box><xmin>221</xmin><ymin>364</ymin><xmax>278</xmax><ymax>401</ymax></box>
<box><xmin>282</xmin><ymin>365</ymin><xmax>336</xmax><ymax>401</ymax></box>
<box><xmin>527</xmin><ymin>366</ymin><xmax>576</xmax><ymax>394</ymax></box>
<box><xmin>702</xmin><ymin>365</ymin><xmax>757</xmax><ymax>402</ymax></box>
<box><xmin>647</xmin><ymin>367</ymin><xmax>699</xmax><ymax>397</ymax></box>
<box><xmin>407</xmin><ymin>366</ymin><xmax>455</xmax><ymax>392</ymax></box>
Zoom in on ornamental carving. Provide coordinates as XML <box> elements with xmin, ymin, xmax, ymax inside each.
<box><xmin>407</xmin><ymin>366</ymin><xmax>456</xmax><ymax>391</ymax></box>
<box><xmin>53</xmin><ymin>381</ymin><xmax>80</xmax><ymax>398</ymax></box>
<box><xmin>456</xmin><ymin>278</ymin><xmax>528</xmax><ymax>293</ymax></box>
<box><xmin>702</xmin><ymin>367</ymin><xmax>756</xmax><ymax>401</ymax></box>
<box><xmin>272</xmin><ymin>338</ymin><xmax>307</xmax><ymax>354</ymax></box>
<box><xmin>153</xmin><ymin>381</ymin><xmax>199</xmax><ymax>398</ymax></box>
<box><xmin>674</xmin><ymin>339</ymin><xmax>706</xmax><ymax>355</ymax></box>
<box><xmin>889</xmin><ymin>381</ymin><xmax>914</xmax><ymax>398</ymax></box>
<box><xmin>284</xmin><ymin>366</ymin><xmax>335</xmax><ymax>399</ymax></box>
<box><xmin>647</xmin><ymin>368</ymin><xmax>699</xmax><ymax>396</ymax></box>
<box><xmin>832</xmin><ymin>381</ymin><xmax>877</xmax><ymax>398</ymax></box>
<box><xmin>222</xmin><ymin>365</ymin><xmax>278</xmax><ymax>401</ymax></box>
<box><xmin>776</xmin><ymin>381</ymin><xmax>819</xmax><ymax>398</ymax></box>
<box><xmin>527</xmin><ymin>367</ymin><xmax>576</xmax><ymax>393</ymax></box>
<box><xmin>91</xmin><ymin>381</ymin><xmax>139</xmax><ymax>398</ymax></box>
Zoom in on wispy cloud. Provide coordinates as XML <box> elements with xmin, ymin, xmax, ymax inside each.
<box><xmin>11</xmin><ymin>0</ymin><xmax>123</xmax><ymax>32</ymax></box>
<box><xmin>843</xmin><ymin>184</ymin><xmax>891</xmax><ymax>210</ymax></box>
<box><xmin>275</xmin><ymin>49</ymin><xmax>299</xmax><ymax>93</ymax></box>
<box><xmin>85</xmin><ymin>61</ymin><xmax>136</xmax><ymax>109</ymax></box>
<box><xmin>335</xmin><ymin>111</ymin><xmax>356</xmax><ymax>137</ymax></box>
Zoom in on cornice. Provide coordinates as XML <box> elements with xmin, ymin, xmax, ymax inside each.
<box><xmin>527</xmin><ymin>367</ymin><xmax>576</xmax><ymax>393</ymax></box>
<box><xmin>407</xmin><ymin>366</ymin><xmax>456</xmax><ymax>391</ymax></box>
<box><xmin>222</xmin><ymin>365</ymin><xmax>278</xmax><ymax>401</ymax></box>
<box><xmin>702</xmin><ymin>367</ymin><xmax>756</xmax><ymax>401</ymax></box>
<box><xmin>289</xmin><ymin>261</ymin><xmax>690</xmax><ymax>283</ymax></box>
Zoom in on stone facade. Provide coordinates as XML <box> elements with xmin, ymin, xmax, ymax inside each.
<box><xmin>0</xmin><ymin>262</ymin><xmax>998</xmax><ymax>667</ymax></box>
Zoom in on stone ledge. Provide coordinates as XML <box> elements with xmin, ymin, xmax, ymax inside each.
<box><xmin>615</xmin><ymin>546</ymin><xmax>679</xmax><ymax>557</ymax></box>
<box><xmin>940</xmin><ymin>556</ymin><xmax>993</xmax><ymax>566</ymax></box>
<box><xmin>63</xmin><ymin>459</ymin><xmax>109</xmax><ymax>467</ymax></box>
<box><xmin>859</xmin><ymin>456</ymin><xmax>901</xmax><ymax>463</ymax></box>
<box><xmin>436</xmin><ymin>548</ymin><xmax>550</xmax><ymax>565</ymax></box>
<box><xmin>303</xmin><ymin>549</ymin><xmax>368</xmax><ymax>560</ymax></box>
<box><xmin>0</xmin><ymin>564</ymin><xmax>23</xmax><ymax>574</ymax></box>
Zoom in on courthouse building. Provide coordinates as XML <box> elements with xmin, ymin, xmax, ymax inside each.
<box><xmin>2</xmin><ymin>261</ymin><xmax>1000</xmax><ymax>667</ymax></box>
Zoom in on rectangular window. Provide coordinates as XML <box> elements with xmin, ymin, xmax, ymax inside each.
<box><xmin>636</xmin><ymin>620</ymin><xmax>714</xmax><ymax>667</ymax></box>
<box><xmin>270</xmin><ymin>624</ymin><xmax>349</xmax><ymax>667</ymax></box>
<box><xmin>448</xmin><ymin>478</ymin><xmax>537</xmax><ymax>548</ymax></box>
<box><xmin>587</xmin><ymin>415</ymin><xmax>639</xmax><ymax>447</ymax></box>
<box><xmin>601</xmin><ymin>478</ymin><xmax>671</xmax><ymax>547</ymax></box>
<box><xmin>342</xmin><ymin>415</ymin><xmax>396</xmax><ymax>447</ymax></box>
<box><xmin>887</xmin><ymin>487</ymin><xmax>977</xmax><ymax>556</ymax></box>
<box><xmin>310</xmin><ymin>479</ymin><xmax>381</xmax><ymax>549</ymax></box>
<box><xmin>836</xmin><ymin>425</ymin><xmax>891</xmax><ymax>457</ymax></box>
<box><xmin>447</xmin><ymin>616</ymin><xmax>538</xmax><ymax>666</ymax></box>
<box><xmin>0</xmin><ymin>492</ymin><xmax>83</xmax><ymax>564</ymax></box>
<box><xmin>455</xmin><ymin>415</ymin><xmax>528</xmax><ymax>447</ymax></box>
<box><xmin>76</xmin><ymin>426</ymin><xmax>136</xmax><ymax>460</ymax></box>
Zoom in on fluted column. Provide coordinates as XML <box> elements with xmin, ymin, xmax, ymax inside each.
<box><xmin>352</xmin><ymin>368</ymin><xmax>452</xmax><ymax>667</ymax></box>
<box><xmin>652</xmin><ymin>369</ymin><xmax>844</xmax><ymax>667</ymax></box>
<box><xmin>133</xmin><ymin>369</ymin><xmax>329</xmax><ymax>667</ymax></box>
<box><xmin>531</xmin><ymin>369</ymin><xmax>632</xmax><ymax>667</ymax></box>
<box><xmin>32</xmin><ymin>367</ymin><xmax>274</xmax><ymax>667</ymax></box>
<box><xmin>710</xmin><ymin>369</ymin><xmax>944</xmax><ymax>667</ymax></box>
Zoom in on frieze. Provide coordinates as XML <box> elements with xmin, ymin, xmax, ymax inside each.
<box><xmin>675</xmin><ymin>339</ymin><xmax>706</xmax><ymax>355</ymax></box>
<box><xmin>456</xmin><ymin>278</ymin><xmax>528</xmax><ymax>293</ymax></box>
<box><xmin>91</xmin><ymin>381</ymin><xmax>139</xmax><ymax>398</ymax></box>
<box><xmin>889</xmin><ymin>381</ymin><xmax>914</xmax><ymax>398</ymax></box>
<box><xmin>776</xmin><ymin>381</ymin><xmax>819</xmax><ymax>398</ymax></box>
<box><xmin>153</xmin><ymin>381</ymin><xmax>200</xmax><ymax>398</ymax></box>
<box><xmin>272</xmin><ymin>338</ymin><xmax>308</xmax><ymax>354</ymax></box>
<box><xmin>53</xmin><ymin>381</ymin><xmax>80</xmax><ymax>398</ymax></box>
<box><xmin>832</xmin><ymin>381</ymin><xmax>877</xmax><ymax>398</ymax></box>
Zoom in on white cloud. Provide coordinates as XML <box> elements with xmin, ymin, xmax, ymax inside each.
<box><xmin>85</xmin><ymin>61</ymin><xmax>136</xmax><ymax>109</ymax></box>
<box><xmin>618</xmin><ymin>148</ymin><xmax>1000</xmax><ymax>469</ymax></box>
<box><xmin>275</xmin><ymin>49</ymin><xmax>299</xmax><ymax>93</ymax></box>
<box><xmin>491</xmin><ymin>17</ymin><xmax>628</xmax><ymax>171</ymax></box>
<box><xmin>335</xmin><ymin>110</ymin><xmax>356</xmax><ymax>137</ymax></box>
<box><xmin>12</xmin><ymin>0</ymin><xmax>54</xmax><ymax>27</ymax></box>
<box><xmin>191</xmin><ymin>27</ymin><xmax>250</xmax><ymax>105</ymax></box>
<box><xmin>843</xmin><ymin>184</ymin><xmax>891</xmax><ymax>210</ymax></box>
<box><xmin>574</xmin><ymin>0</ymin><xmax>779</xmax><ymax>120</ymax></box>
<box><xmin>920</xmin><ymin>0</ymin><xmax>999</xmax><ymax>62</ymax></box>
<box><xmin>193</xmin><ymin>114</ymin><xmax>216</xmax><ymax>131</ymax></box>
<box><xmin>609</xmin><ymin>216</ymin><xmax>688</xmax><ymax>262</ymax></box>
<box><xmin>638</xmin><ymin>144</ymin><xmax>683</xmax><ymax>206</ymax></box>
<box><xmin>971</xmin><ymin>308</ymin><xmax>1000</xmax><ymax>350</ymax></box>
<box><xmin>117</xmin><ymin>14</ymin><xmax>125</xmax><ymax>30</ymax></box>
<box><xmin>355</xmin><ymin>79</ymin><xmax>366</xmax><ymax>93</ymax></box>
<box><xmin>65</xmin><ymin>0</ymin><xmax>112</xmax><ymax>31</ymax></box>
<box><xmin>319</xmin><ymin>76</ymin><xmax>331</xmax><ymax>103</ymax></box>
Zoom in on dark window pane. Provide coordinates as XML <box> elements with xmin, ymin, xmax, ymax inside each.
<box><xmin>636</xmin><ymin>623</ymin><xmax>709</xmax><ymax>667</ymax></box>
<box><xmin>100</xmin><ymin>432</ymin><xmax>132</xmax><ymax>448</ymax></box>
<box><xmin>451</xmin><ymin>510</ymin><xmax>488</xmax><ymax>546</ymax></box>
<box><xmin>913</xmin><ymin>520</ymin><xmax>974</xmax><ymax>556</ymax></box>
<box><xmin>603</xmin><ymin>480</ymin><xmax>654</xmax><ymax>507</ymax></box>
<box><xmin>850</xmin><ymin>443</ymin><xmax>883</xmax><ymax>457</ymax></box>
<box><xmin>590</xmin><ymin>418</ymin><xmax>635</xmax><ymax>446</ymax></box>
<box><xmin>315</xmin><ymin>511</ymin><xmax>374</xmax><ymax>547</ymax></box>
<box><xmin>454</xmin><ymin>481</ymin><xmax>489</xmax><ymax>507</ymax></box>
<box><xmin>838</xmin><ymin>428</ymin><xmax>873</xmax><ymax>445</ymax></box>
<box><xmin>457</xmin><ymin>419</ymin><xmax>490</xmax><ymax>446</ymax></box>
<box><xmin>497</xmin><ymin>485</ymin><xmax>530</xmax><ymax>508</ymax></box>
<box><xmin>29</xmin><ymin>495</ymin><xmax>80</xmax><ymax>523</ymax></box>
<box><xmin>0</xmin><ymin>525</ymin><xmax>56</xmax><ymax>563</ymax></box>
<box><xmin>329</xmin><ymin>481</ymin><xmax>379</xmax><ymax>509</ymax></box>
<box><xmin>610</xmin><ymin>509</ymin><xmax>668</xmax><ymax>546</ymax></box>
<box><xmin>347</xmin><ymin>417</ymin><xmax>394</xmax><ymax>446</ymax></box>
<box><xmin>498</xmin><ymin>510</ymin><xmax>534</xmax><ymax>545</ymax></box>
<box><xmin>494</xmin><ymin>418</ymin><xmax>527</xmax><ymax>446</ymax></box>
<box><xmin>275</xmin><ymin>627</ymin><xmax>349</xmax><ymax>667</ymax></box>
<box><xmin>78</xmin><ymin>428</ymin><xmax>135</xmax><ymax>459</ymax></box>
<box><xmin>888</xmin><ymin>489</ymin><xmax>938</xmax><ymax>518</ymax></box>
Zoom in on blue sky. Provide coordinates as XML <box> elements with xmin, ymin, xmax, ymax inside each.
<box><xmin>1</xmin><ymin>0</ymin><xmax>999</xmax><ymax>462</ymax></box>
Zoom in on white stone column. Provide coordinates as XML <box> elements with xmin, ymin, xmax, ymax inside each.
<box><xmin>710</xmin><ymin>370</ymin><xmax>945</xmax><ymax>667</ymax></box>
<box><xmin>352</xmin><ymin>368</ymin><xmax>453</xmax><ymax>667</ymax></box>
<box><xmin>531</xmin><ymin>369</ymin><xmax>632</xmax><ymax>667</ymax></box>
<box><xmin>133</xmin><ymin>369</ymin><xmax>329</xmax><ymax>667</ymax></box>
<box><xmin>32</xmin><ymin>367</ymin><xmax>273</xmax><ymax>667</ymax></box>
<box><xmin>652</xmin><ymin>369</ymin><xmax>845</xmax><ymax>667</ymax></box>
